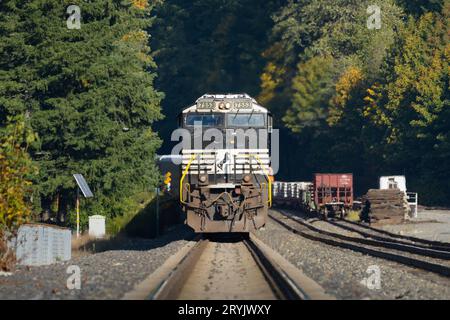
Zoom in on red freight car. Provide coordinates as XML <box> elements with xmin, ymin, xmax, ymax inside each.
<box><xmin>313</xmin><ymin>173</ymin><xmax>353</xmax><ymax>219</ymax></box>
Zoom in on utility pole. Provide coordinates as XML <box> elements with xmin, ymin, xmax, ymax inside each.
<box><xmin>76</xmin><ymin>188</ymin><xmax>80</xmax><ymax>238</ymax></box>
<box><xmin>73</xmin><ymin>174</ymin><xmax>94</xmax><ymax>239</ymax></box>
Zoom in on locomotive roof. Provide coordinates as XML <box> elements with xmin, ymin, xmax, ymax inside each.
<box><xmin>181</xmin><ymin>93</ymin><xmax>269</xmax><ymax>114</ymax></box>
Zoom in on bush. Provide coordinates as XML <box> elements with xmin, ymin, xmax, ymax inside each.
<box><xmin>0</xmin><ymin>117</ymin><xmax>36</xmax><ymax>270</ymax></box>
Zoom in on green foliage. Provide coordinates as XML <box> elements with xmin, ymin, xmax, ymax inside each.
<box><xmin>283</xmin><ymin>55</ymin><xmax>336</xmax><ymax>132</ymax></box>
<box><xmin>0</xmin><ymin>117</ymin><xmax>36</xmax><ymax>231</ymax></box>
<box><xmin>123</xmin><ymin>193</ymin><xmax>179</xmax><ymax>238</ymax></box>
<box><xmin>261</xmin><ymin>0</ymin><xmax>403</xmax><ymax>114</ymax></box>
<box><xmin>370</xmin><ymin>7</ymin><xmax>450</xmax><ymax>205</ymax></box>
<box><xmin>105</xmin><ymin>191</ymin><xmax>153</xmax><ymax>235</ymax></box>
<box><xmin>395</xmin><ymin>0</ymin><xmax>444</xmax><ymax>16</ymax></box>
<box><xmin>0</xmin><ymin>0</ymin><xmax>163</xmax><ymax>225</ymax></box>
<box><xmin>259</xmin><ymin>0</ymin><xmax>450</xmax><ymax>204</ymax></box>
<box><xmin>1</xmin><ymin>0</ymin><xmax>449</xmax><ymax>229</ymax></box>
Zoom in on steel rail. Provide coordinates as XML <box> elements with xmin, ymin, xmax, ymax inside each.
<box><xmin>278</xmin><ymin>211</ymin><xmax>450</xmax><ymax>260</ymax></box>
<box><xmin>269</xmin><ymin>213</ymin><xmax>450</xmax><ymax>278</ymax></box>
<box><xmin>243</xmin><ymin>238</ymin><xmax>305</xmax><ymax>300</ymax></box>
<box><xmin>329</xmin><ymin>218</ymin><xmax>450</xmax><ymax>250</ymax></box>
<box><xmin>323</xmin><ymin>219</ymin><xmax>450</xmax><ymax>253</ymax></box>
<box><xmin>148</xmin><ymin>234</ymin><xmax>319</xmax><ymax>300</ymax></box>
<box><xmin>148</xmin><ymin>237</ymin><xmax>209</xmax><ymax>300</ymax></box>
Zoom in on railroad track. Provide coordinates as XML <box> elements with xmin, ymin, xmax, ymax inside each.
<box><xmin>123</xmin><ymin>233</ymin><xmax>333</xmax><ymax>300</ymax></box>
<box><xmin>269</xmin><ymin>210</ymin><xmax>450</xmax><ymax>278</ymax></box>
<box><xmin>326</xmin><ymin>218</ymin><xmax>450</xmax><ymax>252</ymax></box>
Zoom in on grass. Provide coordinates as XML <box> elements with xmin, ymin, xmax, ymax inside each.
<box><xmin>346</xmin><ymin>210</ymin><xmax>361</xmax><ymax>222</ymax></box>
<box><xmin>71</xmin><ymin>232</ymin><xmax>131</xmax><ymax>255</ymax></box>
<box><xmin>106</xmin><ymin>191</ymin><xmax>155</xmax><ymax>236</ymax></box>
<box><xmin>71</xmin><ymin>191</ymin><xmax>182</xmax><ymax>255</ymax></box>
<box><xmin>122</xmin><ymin>194</ymin><xmax>181</xmax><ymax>238</ymax></box>
<box><xmin>71</xmin><ymin>196</ymin><xmax>182</xmax><ymax>255</ymax></box>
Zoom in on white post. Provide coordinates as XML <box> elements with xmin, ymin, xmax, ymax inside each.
<box><xmin>414</xmin><ymin>193</ymin><xmax>418</xmax><ymax>218</ymax></box>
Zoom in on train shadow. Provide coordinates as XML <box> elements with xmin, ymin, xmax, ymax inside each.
<box><xmin>202</xmin><ymin>232</ymin><xmax>249</xmax><ymax>243</ymax></box>
<box><xmin>74</xmin><ymin>195</ymin><xmax>194</xmax><ymax>254</ymax></box>
<box><xmin>73</xmin><ymin>224</ymin><xmax>195</xmax><ymax>254</ymax></box>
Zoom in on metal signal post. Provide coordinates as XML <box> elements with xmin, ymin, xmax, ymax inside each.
<box><xmin>76</xmin><ymin>188</ymin><xmax>80</xmax><ymax>238</ymax></box>
<box><xmin>73</xmin><ymin>174</ymin><xmax>94</xmax><ymax>238</ymax></box>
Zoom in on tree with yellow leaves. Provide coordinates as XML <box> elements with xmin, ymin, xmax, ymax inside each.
<box><xmin>0</xmin><ymin>118</ymin><xmax>35</xmax><ymax>230</ymax></box>
<box><xmin>0</xmin><ymin>117</ymin><xmax>36</xmax><ymax>270</ymax></box>
<box><xmin>328</xmin><ymin>67</ymin><xmax>364</xmax><ymax>126</ymax></box>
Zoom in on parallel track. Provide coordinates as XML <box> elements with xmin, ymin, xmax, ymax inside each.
<box><xmin>327</xmin><ymin>218</ymin><xmax>450</xmax><ymax>251</ymax></box>
<box><xmin>270</xmin><ymin>210</ymin><xmax>450</xmax><ymax>278</ymax></box>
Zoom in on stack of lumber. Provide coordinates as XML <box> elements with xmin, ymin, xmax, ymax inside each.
<box><xmin>364</xmin><ymin>189</ymin><xmax>410</xmax><ymax>225</ymax></box>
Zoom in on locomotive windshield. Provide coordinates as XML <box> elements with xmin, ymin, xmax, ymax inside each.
<box><xmin>185</xmin><ymin>114</ymin><xmax>223</xmax><ymax>127</ymax></box>
<box><xmin>227</xmin><ymin>113</ymin><xmax>265</xmax><ymax>127</ymax></box>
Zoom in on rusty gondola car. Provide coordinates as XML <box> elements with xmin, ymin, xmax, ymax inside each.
<box><xmin>313</xmin><ymin>173</ymin><xmax>353</xmax><ymax>219</ymax></box>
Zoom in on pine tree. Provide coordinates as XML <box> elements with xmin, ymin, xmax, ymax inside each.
<box><xmin>0</xmin><ymin>0</ymin><xmax>35</xmax><ymax>123</ymax></box>
<box><xmin>1</xmin><ymin>0</ymin><xmax>163</xmax><ymax>225</ymax></box>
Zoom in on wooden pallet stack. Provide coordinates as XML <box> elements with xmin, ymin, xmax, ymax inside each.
<box><xmin>364</xmin><ymin>189</ymin><xmax>410</xmax><ymax>225</ymax></box>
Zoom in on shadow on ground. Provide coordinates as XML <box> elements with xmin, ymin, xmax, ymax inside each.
<box><xmin>74</xmin><ymin>196</ymin><xmax>193</xmax><ymax>253</ymax></box>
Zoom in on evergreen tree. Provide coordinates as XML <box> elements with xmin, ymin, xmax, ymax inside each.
<box><xmin>0</xmin><ymin>0</ymin><xmax>163</xmax><ymax>225</ymax></box>
<box><xmin>0</xmin><ymin>0</ymin><xmax>35</xmax><ymax>123</ymax></box>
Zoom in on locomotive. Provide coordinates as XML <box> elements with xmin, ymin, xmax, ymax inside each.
<box><xmin>178</xmin><ymin>94</ymin><xmax>273</xmax><ymax>232</ymax></box>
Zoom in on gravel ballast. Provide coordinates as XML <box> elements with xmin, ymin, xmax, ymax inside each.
<box><xmin>0</xmin><ymin>224</ymin><xmax>194</xmax><ymax>300</ymax></box>
<box><xmin>2</xmin><ymin>214</ymin><xmax>450</xmax><ymax>300</ymax></box>
<box><xmin>255</xmin><ymin>210</ymin><xmax>450</xmax><ymax>300</ymax></box>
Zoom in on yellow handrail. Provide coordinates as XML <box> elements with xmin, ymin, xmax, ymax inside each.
<box><xmin>243</xmin><ymin>154</ymin><xmax>272</xmax><ymax>207</ymax></box>
<box><xmin>253</xmin><ymin>154</ymin><xmax>272</xmax><ymax>207</ymax></box>
<box><xmin>180</xmin><ymin>154</ymin><xmax>197</xmax><ymax>204</ymax></box>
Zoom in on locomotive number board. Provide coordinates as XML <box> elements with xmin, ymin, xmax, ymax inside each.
<box><xmin>197</xmin><ymin>99</ymin><xmax>252</xmax><ymax>110</ymax></box>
